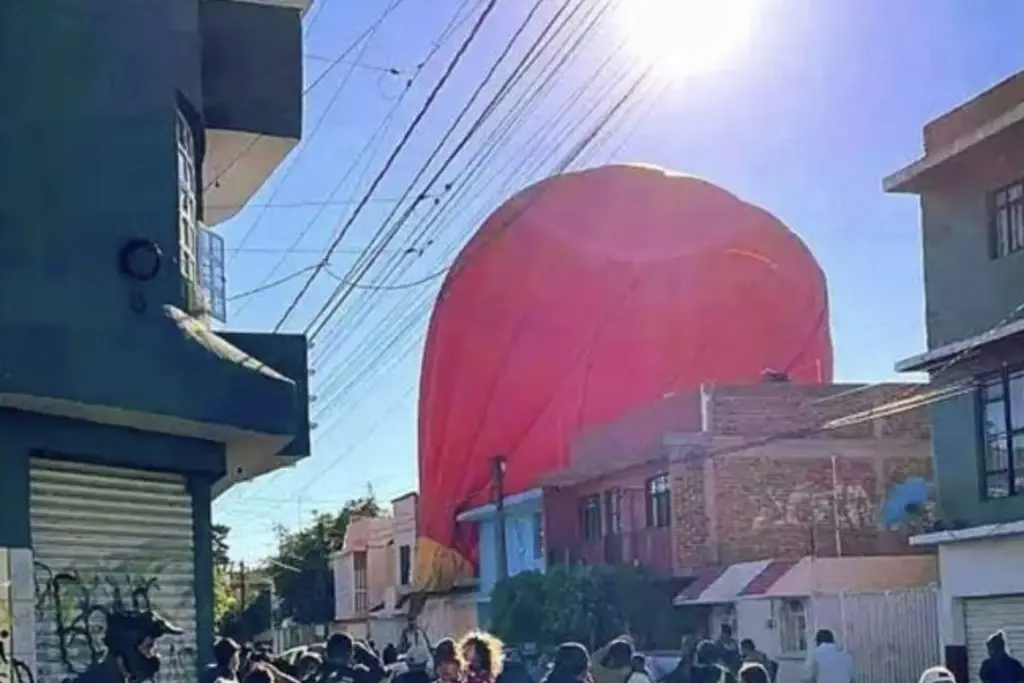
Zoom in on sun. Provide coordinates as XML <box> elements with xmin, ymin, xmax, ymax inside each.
<box><xmin>615</xmin><ymin>0</ymin><xmax>756</xmax><ymax>77</ymax></box>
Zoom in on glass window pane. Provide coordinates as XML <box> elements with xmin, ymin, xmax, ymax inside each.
<box><xmin>998</xmin><ymin>210</ymin><xmax>1011</xmax><ymax>256</ymax></box>
<box><xmin>986</xmin><ymin>436</ymin><xmax>1009</xmax><ymax>471</ymax></box>
<box><xmin>983</xmin><ymin>377</ymin><xmax>1004</xmax><ymax>401</ymax></box>
<box><xmin>1010</xmin><ymin>374</ymin><xmax>1024</xmax><ymax>430</ymax></box>
<box><xmin>985</xmin><ymin>400</ymin><xmax>1008</xmax><ymax>438</ymax></box>
<box><xmin>987</xmin><ymin>471</ymin><xmax>1011</xmax><ymax>499</ymax></box>
<box><xmin>1012</xmin><ymin>204</ymin><xmax>1024</xmax><ymax>251</ymax></box>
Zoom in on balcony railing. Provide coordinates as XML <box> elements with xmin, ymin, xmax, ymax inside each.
<box><xmin>563</xmin><ymin>527</ymin><xmax>674</xmax><ymax>574</ymax></box>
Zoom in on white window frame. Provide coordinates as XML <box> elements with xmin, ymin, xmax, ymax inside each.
<box><xmin>777</xmin><ymin>598</ymin><xmax>808</xmax><ymax>655</ymax></box>
<box><xmin>176</xmin><ymin>109</ymin><xmax>199</xmax><ymax>284</ymax></box>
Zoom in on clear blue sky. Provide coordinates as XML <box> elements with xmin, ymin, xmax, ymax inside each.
<box><xmin>214</xmin><ymin>0</ymin><xmax>1024</xmax><ymax>563</ymax></box>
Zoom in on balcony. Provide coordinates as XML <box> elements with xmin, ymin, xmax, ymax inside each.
<box><xmin>572</xmin><ymin>528</ymin><xmax>674</xmax><ymax>575</ymax></box>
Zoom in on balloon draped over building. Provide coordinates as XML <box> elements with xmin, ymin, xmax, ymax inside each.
<box><xmin>414</xmin><ymin>163</ymin><xmax>834</xmax><ymax>592</ymax></box>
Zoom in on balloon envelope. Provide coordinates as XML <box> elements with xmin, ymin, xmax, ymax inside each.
<box><xmin>415</xmin><ymin>164</ymin><xmax>833</xmax><ymax>590</ymax></box>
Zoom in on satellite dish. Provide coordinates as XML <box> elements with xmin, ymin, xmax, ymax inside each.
<box><xmin>881</xmin><ymin>476</ymin><xmax>931</xmax><ymax>527</ymax></box>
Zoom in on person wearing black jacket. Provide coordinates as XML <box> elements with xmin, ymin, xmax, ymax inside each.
<box><xmin>497</xmin><ymin>649</ymin><xmax>534</xmax><ymax>683</ymax></box>
<box><xmin>315</xmin><ymin>634</ymin><xmax>387</xmax><ymax>683</ymax></box>
<box><xmin>393</xmin><ymin>647</ymin><xmax>432</xmax><ymax>683</ymax></box>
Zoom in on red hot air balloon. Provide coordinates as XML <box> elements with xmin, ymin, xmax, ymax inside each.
<box><xmin>414</xmin><ymin>164</ymin><xmax>832</xmax><ymax>590</ymax></box>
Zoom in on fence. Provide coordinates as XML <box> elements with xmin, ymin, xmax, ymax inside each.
<box><xmin>811</xmin><ymin>586</ymin><xmax>940</xmax><ymax>683</ymax></box>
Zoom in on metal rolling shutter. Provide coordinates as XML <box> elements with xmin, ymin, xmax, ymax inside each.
<box><xmin>964</xmin><ymin>596</ymin><xmax>1024</xmax><ymax>683</ymax></box>
<box><xmin>30</xmin><ymin>459</ymin><xmax>198</xmax><ymax>683</ymax></box>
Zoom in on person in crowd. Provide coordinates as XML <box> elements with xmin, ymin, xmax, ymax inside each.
<box><xmin>592</xmin><ymin>637</ymin><xmax>635</xmax><ymax>683</ymax></box>
<box><xmin>246</xmin><ymin>667</ymin><xmax>275</xmax><ymax>683</ymax></box>
<box><xmin>296</xmin><ymin>652</ymin><xmax>324</xmax><ymax>683</ymax></box>
<box><xmin>460</xmin><ymin>632</ymin><xmax>505</xmax><ymax>683</ymax></box>
<box><xmin>715</xmin><ymin>627</ymin><xmax>740</xmax><ymax>675</ymax></box>
<box><xmin>383</xmin><ymin>645</ymin><xmax>399</xmax><ymax>667</ymax></box>
<box><xmin>692</xmin><ymin>640</ymin><xmax>736</xmax><ymax>683</ymax></box>
<box><xmin>71</xmin><ymin>609</ymin><xmax>184</xmax><ymax>683</ymax></box>
<box><xmin>980</xmin><ymin>631</ymin><xmax>1024</xmax><ymax>683</ymax></box>
<box><xmin>630</xmin><ymin>655</ymin><xmax>655</xmax><ymax>683</ymax></box>
<box><xmin>434</xmin><ymin>638</ymin><xmax>464</xmax><ymax>683</ymax></box>
<box><xmin>739</xmin><ymin>641</ymin><xmax>775</xmax><ymax>683</ymax></box>
<box><xmin>316</xmin><ymin>633</ymin><xmax>388</xmax><ymax>683</ymax></box>
<box><xmin>541</xmin><ymin>643</ymin><xmax>591</xmax><ymax>683</ymax></box>
<box><xmin>659</xmin><ymin>636</ymin><xmax>696</xmax><ymax>683</ymax></box>
<box><xmin>497</xmin><ymin>649</ymin><xmax>534</xmax><ymax>683</ymax></box>
<box><xmin>803</xmin><ymin>630</ymin><xmax>853</xmax><ymax>683</ymax></box>
<box><xmin>393</xmin><ymin>646</ymin><xmax>432</xmax><ymax>683</ymax></box>
<box><xmin>203</xmin><ymin>638</ymin><xmax>243</xmax><ymax>683</ymax></box>
<box><xmin>737</xmin><ymin>664</ymin><xmax>768</xmax><ymax>683</ymax></box>
<box><xmin>919</xmin><ymin>666</ymin><xmax>957</xmax><ymax>683</ymax></box>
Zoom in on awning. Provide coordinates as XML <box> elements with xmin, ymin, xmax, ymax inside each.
<box><xmin>674</xmin><ymin>560</ymin><xmax>772</xmax><ymax>605</ymax></box>
<box><xmin>895</xmin><ymin>317</ymin><xmax>1024</xmax><ymax>372</ymax></box>
<box><xmin>674</xmin><ymin>556</ymin><xmax>937</xmax><ymax>604</ymax></box>
<box><xmin>741</xmin><ymin>555</ymin><xmax>938</xmax><ymax>597</ymax></box>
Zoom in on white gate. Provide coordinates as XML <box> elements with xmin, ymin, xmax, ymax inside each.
<box><xmin>30</xmin><ymin>459</ymin><xmax>198</xmax><ymax>683</ymax></box>
<box><xmin>811</xmin><ymin>586</ymin><xmax>940</xmax><ymax>683</ymax></box>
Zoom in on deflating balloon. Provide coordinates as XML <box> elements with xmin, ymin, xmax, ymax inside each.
<box><xmin>415</xmin><ymin>164</ymin><xmax>832</xmax><ymax>591</ymax></box>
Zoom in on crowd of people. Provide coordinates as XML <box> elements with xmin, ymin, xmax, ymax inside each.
<box><xmin>194</xmin><ymin>626</ymin><xmax>783</xmax><ymax>683</ymax></box>
<box><xmin>51</xmin><ymin>603</ymin><xmax>1024</xmax><ymax>683</ymax></box>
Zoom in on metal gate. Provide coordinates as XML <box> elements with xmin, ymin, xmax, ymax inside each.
<box><xmin>811</xmin><ymin>586</ymin><xmax>940</xmax><ymax>683</ymax></box>
<box><xmin>30</xmin><ymin>459</ymin><xmax>198</xmax><ymax>683</ymax></box>
<box><xmin>964</xmin><ymin>596</ymin><xmax>1024</xmax><ymax>683</ymax></box>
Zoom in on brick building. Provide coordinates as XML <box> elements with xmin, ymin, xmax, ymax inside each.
<box><xmin>542</xmin><ymin>381</ymin><xmax>935</xmax><ymax>576</ymax></box>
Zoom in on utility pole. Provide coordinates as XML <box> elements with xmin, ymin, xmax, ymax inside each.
<box><xmin>492</xmin><ymin>454</ymin><xmax>508</xmax><ymax>582</ymax></box>
<box><xmin>239</xmin><ymin>561</ymin><xmax>247</xmax><ymax>616</ymax></box>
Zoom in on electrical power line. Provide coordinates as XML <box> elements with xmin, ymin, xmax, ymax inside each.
<box><xmin>272</xmin><ymin>0</ymin><xmax>503</xmax><ymax>331</ymax></box>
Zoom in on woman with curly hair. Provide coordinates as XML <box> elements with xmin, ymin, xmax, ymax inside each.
<box><xmin>459</xmin><ymin>632</ymin><xmax>505</xmax><ymax>683</ymax></box>
<box><xmin>434</xmin><ymin>638</ymin><xmax>464</xmax><ymax>683</ymax></box>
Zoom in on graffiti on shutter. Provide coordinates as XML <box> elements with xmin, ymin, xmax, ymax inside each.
<box><xmin>33</xmin><ymin>553</ymin><xmax>196</xmax><ymax>683</ymax></box>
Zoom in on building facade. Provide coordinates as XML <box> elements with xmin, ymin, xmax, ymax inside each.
<box><xmin>333</xmin><ymin>494</ymin><xmax>477</xmax><ymax>648</ymax></box>
<box><xmin>540</xmin><ymin>382</ymin><xmax>937</xmax><ymax>670</ymax></box>
<box><xmin>1</xmin><ymin>0</ymin><xmax>312</xmax><ymax>680</ymax></box>
<box><xmin>457</xmin><ymin>489</ymin><xmax>545</xmax><ymax>628</ymax></box>
<box><xmin>887</xmin><ymin>69</ymin><xmax>1024</xmax><ymax>682</ymax></box>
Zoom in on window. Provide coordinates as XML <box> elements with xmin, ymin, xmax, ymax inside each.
<box><xmin>532</xmin><ymin>511</ymin><xmax>544</xmax><ymax>560</ymax></box>
<box><xmin>646</xmin><ymin>474</ymin><xmax>671</xmax><ymax>528</ymax></box>
<box><xmin>603</xmin><ymin>489</ymin><xmax>622</xmax><ymax>536</ymax></box>
<box><xmin>979</xmin><ymin>368</ymin><xmax>1024</xmax><ymax>498</ymax></box>
<box><xmin>176</xmin><ymin>109</ymin><xmax>199</xmax><ymax>283</ymax></box>
<box><xmin>353</xmin><ymin>551</ymin><xmax>368</xmax><ymax>613</ymax></box>
<box><xmin>578</xmin><ymin>495</ymin><xmax>602</xmax><ymax>540</ymax></box>
<box><xmin>398</xmin><ymin>544</ymin><xmax>412</xmax><ymax>586</ymax></box>
<box><xmin>990</xmin><ymin>180</ymin><xmax>1024</xmax><ymax>259</ymax></box>
<box><xmin>777</xmin><ymin>599</ymin><xmax>807</xmax><ymax>654</ymax></box>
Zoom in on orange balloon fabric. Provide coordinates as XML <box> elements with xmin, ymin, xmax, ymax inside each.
<box><xmin>414</xmin><ymin>164</ymin><xmax>833</xmax><ymax>591</ymax></box>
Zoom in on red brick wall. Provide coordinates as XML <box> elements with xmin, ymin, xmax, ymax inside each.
<box><xmin>672</xmin><ymin>450</ymin><xmax>712</xmax><ymax>573</ymax></box>
<box><xmin>706</xmin><ymin>383</ymin><xmax>931</xmax><ymax>440</ymax></box>
<box><xmin>671</xmin><ymin>445</ymin><xmax>934</xmax><ymax>571</ymax></box>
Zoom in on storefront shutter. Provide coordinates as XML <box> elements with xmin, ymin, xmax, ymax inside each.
<box><xmin>964</xmin><ymin>596</ymin><xmax>1024</xmax><ymax>683</ymax></box>
<box><xmin>30</xmin><ymin>458</ymin><xmax>198</xmax><ymax>683</ymax></box>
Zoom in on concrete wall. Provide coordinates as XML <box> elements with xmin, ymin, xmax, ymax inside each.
<box><xmin>476</xmin><ymin>497</ymin><xmax>544</xmax><ymax>597</ymax></box>
<box><xmin>935</xmin><ymin>534</ymin><xmax>1024</xmax><ymax>649</ymax></box>
<box><xmin>392</xmin><ymin>494</ymin><xmax>417</xmax><ymax>588</ymax></box>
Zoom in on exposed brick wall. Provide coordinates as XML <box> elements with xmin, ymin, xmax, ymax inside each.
<box><xmin>923</xmin><ymin>71</ymin><xmax>1024</xmax><ymax>153</ymax></box>
<box><xmin>671</xmin><ymin>444</ymin><xmax>934</xmax><ymax>570</ymax></box>
<box><xmin>706</xmin><ymin>383</ymin><xmax>930</xmax><ymax>440</ymax></box>
<box><xmin>672</xmin><ymin>450</ymin><xmax>711</xmax><ymax>573</ymax></box>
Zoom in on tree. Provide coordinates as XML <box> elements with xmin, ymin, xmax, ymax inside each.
<box><xmin>265</xmin><ymin>496</ymin><xmax>381</xmax><ymax>624</ymax></box>
<box><xmin>212</xmin><ymin>523</ymin><xmax>238</xmax><ymax>632</ymax></box>
<box><xmin>490</xmin><ymin>563</ymin><xmax>675</xmax><ymax>651</ymax></box>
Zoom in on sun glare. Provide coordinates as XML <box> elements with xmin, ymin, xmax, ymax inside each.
<box><xmin>616</xmin><ymin>0</ymin><xmax>755</xmax><ymax>77</ymax></box>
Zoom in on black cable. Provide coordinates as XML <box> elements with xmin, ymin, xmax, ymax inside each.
<box><xmin>272</xmin><ymin>0</ymin><xmax>503</xmax><ymax>332</ymax></box>
<box><xmin>303</xmin><ymin>0</ymin><xmax>595</xmax><ymax>341</ymax></box>
<box><xmin>226</xmin><ymin>0</ymin><xmax>406</xmax><ymax>259</ymax></box>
